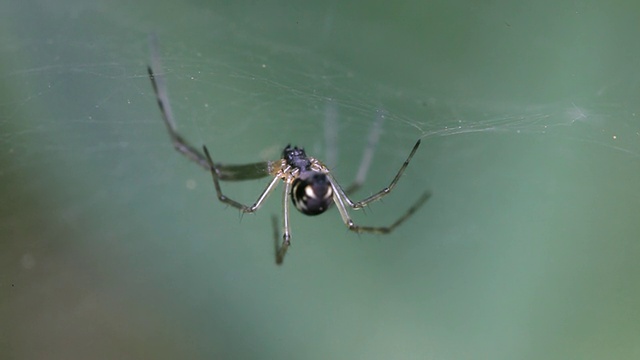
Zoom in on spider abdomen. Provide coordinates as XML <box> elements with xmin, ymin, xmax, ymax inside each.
<box><xmin>291</xmin><ymin>172</ymin><xmax>333</xmax><ymax>215</ymax></box>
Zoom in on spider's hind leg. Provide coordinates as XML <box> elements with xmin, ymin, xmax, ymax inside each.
<box><xmin>272</xmin><ymin>215</ymin><xmax>289</xmax><ymax>265</ymax></box>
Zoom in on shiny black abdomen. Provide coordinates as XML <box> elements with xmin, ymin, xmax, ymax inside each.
<box><xmin>291</xmin><ymin>172</ymin><xmax>333</xmax><ymax>215</ymax></box>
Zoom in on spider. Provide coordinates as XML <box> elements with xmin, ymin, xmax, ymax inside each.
<box><xmin>147</xmin><ymin>38</ymin><xmax>430</xmax><ymax>264</ymax></box>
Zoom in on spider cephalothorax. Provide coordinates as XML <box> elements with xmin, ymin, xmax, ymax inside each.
<box><xmin>283</xmin><ymin>145</ymin><xmax>311</xmax><ymax>170</ymax></box>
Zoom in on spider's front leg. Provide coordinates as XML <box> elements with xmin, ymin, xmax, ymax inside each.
<box><xmin>328</xmin><ymin>139</ymin><xmax>430</xmax><ymax>234</ymax></box>
<box><xmin>333</xmin><ymin>190</ymin><xmax>431</xmax><ymax>234</ymax></box>
<box><xmin>202</xmin><ymin>146</ymin><xmax>280</xmax><ymax>213</ymax></box>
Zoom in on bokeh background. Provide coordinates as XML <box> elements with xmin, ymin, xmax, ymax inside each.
<box><xmin>1</xmin><ymin>1</ymin><xmax>639</xmax><ymax>359</ymax></box>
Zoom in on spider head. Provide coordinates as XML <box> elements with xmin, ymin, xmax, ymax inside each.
<box><xmin>291</xmin><ymin>171</ymin><xmax>333</xmax><ymax>216</ymax></box>
<box><xmin>283</xmin><ymin>145</ymin><xmax>311</xmax><ymax>171</ymax></box>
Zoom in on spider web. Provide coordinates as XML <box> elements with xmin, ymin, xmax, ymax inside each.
<box><xmin>2</xmin><ymin>1</ymin><xmax>640</xmax><ymax>359</ymax></box>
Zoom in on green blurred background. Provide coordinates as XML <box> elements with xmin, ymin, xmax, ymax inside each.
<box><xmin>1</xmin><ymin>1</ymin><xmax>639</xmax><ymax>359</ymax></box>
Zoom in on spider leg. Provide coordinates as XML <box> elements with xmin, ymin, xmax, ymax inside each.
<box><xmin>148</xmin><ymin>37</ymin><xmax>272</xmax><ymax>181</ymax></box>
<box><xmin>148</xmin><ymin>34</ymin><xmax>210</xmax><ymax>170</ymax></box>
<box><xmin>203</xmin><ymin>146</ymin><xmax>280</xmax><ymax>213</ymax></box>
<box><xmin>148</xmin><ymin>65</ymin><xmax>210</xmax><ymax>169</ymax></box>
<box><xmin>274</xmin><ymin>180</ymin><xmax>293</xmax><ymax>264</ymax></box>
<box><xmin>323</xmin><ymin>99</ymin><xmax>339</xmax><ymax>169</ymax></box>
<box><xmin>271</xmin><ymin>215</ymin><xmax>288</xmax><ymax>265</ymax></box>
<box><xmin>327</xmin><ymin>137</ymin><xmax>428</xmax><ymax>233</ymax></box>
<box><xmin>329</xmin><ymin>139</ymin><xmax>422</xmax><ymax>209</ymax></box>
<box><xmin>332</xmin><ymin>188</ymin><xmax>430</xmax><ymax>234</ymax></box>
<box><xmin>344</xmin><ymin>109</ymin><xmax>385</xmax><ymax>195</ymax></box>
